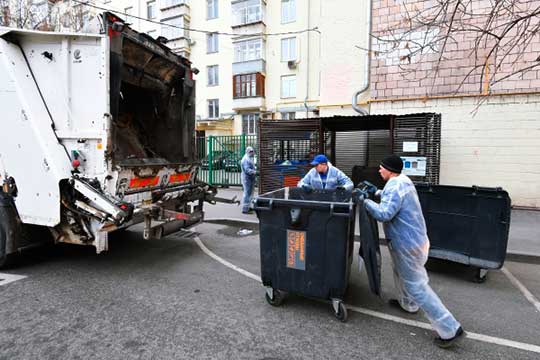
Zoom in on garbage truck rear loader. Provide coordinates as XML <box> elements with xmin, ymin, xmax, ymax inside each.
<box><xmin>0</xmin><ymin>13</ymin><xmax>225</xmax><ymax>265</ymax></box>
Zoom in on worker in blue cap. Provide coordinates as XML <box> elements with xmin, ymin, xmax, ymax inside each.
<box><xmin>297</xmin><ymin>154</ymin><xmax>353</xmax><ymax>192</ymax></box>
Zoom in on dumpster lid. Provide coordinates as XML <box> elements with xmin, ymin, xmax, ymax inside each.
<box><xmin>358</xmin><ymin>200</ymin><xmax>382</xmax><ymax>296</ymax></box>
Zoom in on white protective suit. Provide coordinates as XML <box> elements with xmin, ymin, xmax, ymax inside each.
<box><xmin>297</xmin><ymin>163</ymin><xmax>353</xmax><ymax>191</ymax></box>
<box><xmin>364</xmin><ymin>173</ymin><xmax>461</xmax><ymax>340</ymax></box>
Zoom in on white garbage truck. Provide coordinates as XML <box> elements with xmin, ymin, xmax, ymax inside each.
<box><xmin>0</xmin><ymin>12</ymin><xmax>231</xmax><ymax>266</ymax></box>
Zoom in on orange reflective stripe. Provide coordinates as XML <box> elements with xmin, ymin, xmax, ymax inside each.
<box><xmin>129</xmin><ymin>177</ymin><xmax>159</xmax><ymax>188</ymax></box>
<box><xmin>169</xmin><ymin>173</ymin><xmax>191</xmax><ymax>184</ymax></box>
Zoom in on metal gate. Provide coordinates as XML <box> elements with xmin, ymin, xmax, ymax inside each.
<box><xmin>258</xmin><ymin>114</ymin><xmax>441</xmax><ymax>194</ymax></box>
<box><xmin>197</xmin><ymin>135</ymin><xmax>257</xmax><ymax>186</ymax></box>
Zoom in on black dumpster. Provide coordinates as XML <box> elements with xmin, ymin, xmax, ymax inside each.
<box><xmin>255</xmin><ymin>188</ymin><xmax>363</xmax><ymax>321</ymax></box>
<box><xmin>416</xmin><ymin>184</ymin><xmax>512</xmax><ymax>282</ymax></box>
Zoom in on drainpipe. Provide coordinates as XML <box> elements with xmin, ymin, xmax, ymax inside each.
<box><xmin>352</xmin><ymin>0</ymin><xmax>372</xmax><ymax>115</ymax></box>
<box><xmin>304</xmin><ymin>0</ymin><xmax>311</xmax><ymax>118</ymax></box>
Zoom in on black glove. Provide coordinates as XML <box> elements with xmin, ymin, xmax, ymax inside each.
<box><xmin>301</xmin><ymin>184</ymin><xmax>313</xmax><ymax>193</ymax></box>
<box><xmin>363</xmin><ymin>181</ymin><xmax>378</xmax><ymax>194</ymax></box>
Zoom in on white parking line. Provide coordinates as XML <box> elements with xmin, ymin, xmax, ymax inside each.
<box><xmin>0</xmin><ymin>273</ymin><xmax>26</xmax><ymax>287</ymax></box>
<box><xmin>193</xmin><ymin>235</ymin><xmax>540</xmax><ymax>354</ymax></box>
<box><xmin>194</xmin><ymin>237</ymin><xmax>261</xmax><ymax>282</ymax></box>
<box><xmin>501</xmin><ymin>266</ymin><xmax>540</xmax><ymax>313</ymax></box>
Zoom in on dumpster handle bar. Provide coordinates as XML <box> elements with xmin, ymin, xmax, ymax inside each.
<box><xmin>329</xmin><ymin>203</ymin><xmax>353</xmax><ymax>218</ymax></box>
<box><xmin>254</xmin><ymin>198</ymin><xmax>274</xmax><ymax>211</ymax></box>
<box><xmin>255</xmin><ymin>198</ymin><xmax>353</xmax><ymax>217</ymax></box>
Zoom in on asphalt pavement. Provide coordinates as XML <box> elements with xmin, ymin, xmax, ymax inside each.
<box><xmin>1</xmin><ymin>219</ymin><xmax>539</xmax><ymax>359</ymax></box>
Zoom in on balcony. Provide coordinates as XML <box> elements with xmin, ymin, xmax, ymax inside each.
<box><xmin>233</xmin><ymin>97</ymin><xmax>265</xmax><ymax>111</ymax></box>
<box><xmin>161</xmin><ymin>0</ymin><xmax>190</xmax><ymax>12</ymax></box>
<box><xmin>232</xmin><ymin>59</ymin><xmax>265</xmax><ymax>75</ymax></box>
<box><xmin>233</xmin><ymin>72</ymin><xmax>265</xmax><ymax>111</ymax></box>
<box><xmin>231</xmin><ymin>0</ymin><xmax>266</xmax><ymax>36</ymax></box>
<box><xmin>167</xmin><ymin>39</ymin><xmax>191</xmax><ymax>59</ymax></box>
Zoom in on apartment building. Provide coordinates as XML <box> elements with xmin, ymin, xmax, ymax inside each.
<box><xmin>195</xmin><ymin>0</ymin><xmax>370</xmax><ymax>137</ymax></box>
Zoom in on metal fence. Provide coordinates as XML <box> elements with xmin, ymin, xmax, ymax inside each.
<box><xmin>197</xmin><ymin>135</ymin><xmax>258</xmax><ymax>186</ymax></box>
<box><xmin>258</xmin><ymin>114</ymin><xmax>441</xmax><ymax>194</ymax></box>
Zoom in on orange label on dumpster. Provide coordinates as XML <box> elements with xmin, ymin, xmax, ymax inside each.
<box><xmin>287</xmin><ymin>230</ymin><xmax>306</xmax><ymax>270</ymax></box>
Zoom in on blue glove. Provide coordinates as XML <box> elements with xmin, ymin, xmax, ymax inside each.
<box><xmin>352</xmin><ymin>188</ymin><xmax>367</xmax><ymax>202</ymax></box>
<box><xmin>301</xmin><ymin>184</ymin><xmax>313</xmax><ymax>193</ymax></box>
<box><xmin>363</xmin><ymin>181</ymin><xmax>378</xmax><ymax>194</ymax></box>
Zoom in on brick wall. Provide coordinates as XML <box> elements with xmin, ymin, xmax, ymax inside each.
<box><xmin>371</xmin><ymin>0</ymin><xmax>540</xmax><ymax>99</ymax></box>
<box><xmin>370</xmin><ymin>95</ymin><xmax>540</xmax><ymax>208</ymax></box>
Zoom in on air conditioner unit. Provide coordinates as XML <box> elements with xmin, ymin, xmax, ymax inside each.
<box><xmin>287</xmin><ymin>60</ymin><xmax>297</xmax><ymax>69</ymax></box>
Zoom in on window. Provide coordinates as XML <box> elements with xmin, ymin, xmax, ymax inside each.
<box><xmin>147</xmin><ymin>29</ymin><xmax>157</xmax><ymax>38</ymax></box>
<box><xmin>281</xmin><ymin>0</ymin><xmax>296</xmax><ymax>23</ymax></box>
<box><xmin>281</xmin><ymin>37</ymin><xmax>296</xmax><ymax>62</ymax></box>
<box><xmin>233</xmin><ymin>73</ymin><xmax>265</xmax><ymax>98</ymax></box>
<box><xmin>232</xmin><ymin>0</ymin><xmax>263</xmax><ymax>26</ymax></box>
<box><xmin>208</xmin><ymin>99</ymin><xmax>219</xmax><ymax>119</ymax></box>
<box><xmin>207</xmin><ymin>65</ymin><xmax>219</xmax><ymax>86</ymax></box>
<box><xmin>242</xmin><ymin>113</ymin><xmax>259</xmax><ymax>135</ymax></box>
<box><xmin>147</xmin><ymin>1</ymin><xmax>156</xmax><ymax>19</ymax></box>
<box><xmin>234</xmin><ymin>38</ymin><xmax>263</xmax><ymax>62</ymax></box>
<box><xmin>161</xmin><ymin>16</ymin><xmax>188</xmax><ymax>40</ymax></box>
<box><xmin>207</xmin><ymin>0</ymin><xmax>218</xmax><ymax>19</ymax></box>
<box><xmin>281</xmin><ymin>75</ymin><xmax>296</xmax><ymax>98</ymax></box>
<box><xmin>281</xmin><ymin>112</ymin><xmax>295</xmax><ymax>120</ymax></box>
<box><xmin>207</xmin><ymin>33</ymin><xmax>219</xmax><ymax>53</ymax></box>
<box><xmin>125</xmin><ymin>7</ymin><xmax>133</xmax><ymax>23</ymax></box>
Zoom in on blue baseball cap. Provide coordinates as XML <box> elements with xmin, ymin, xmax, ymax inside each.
<box><xmin>310</xmin><ymin>154</ymin><xmax>328</xmax><ymax>165</ymax></box>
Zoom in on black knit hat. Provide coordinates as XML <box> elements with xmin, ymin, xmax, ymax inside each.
<box><xmin>381</xmin><ymin>154</ymin><xmax>403</xmax><ymax>174</ymax></box>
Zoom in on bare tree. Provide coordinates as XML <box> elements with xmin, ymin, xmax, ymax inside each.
<box><xmin>372</xmin><ymin>0</ymin><xmax>540</xmax><ymax>96</ymax></box>
<box><xmin>0</xmin><ymin>0</ymin><xmax>92</xmax><ymax>32</ymax></box>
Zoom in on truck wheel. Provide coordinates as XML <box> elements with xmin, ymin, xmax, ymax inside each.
<box><xmin>0</xmin><ymin>193</ymin><xmax>20</xmax><ymax>269</ymax></box>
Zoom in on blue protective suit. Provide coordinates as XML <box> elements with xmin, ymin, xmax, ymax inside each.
<box><xmin>364</xmin><ymin>174</ymin><xmax>461</xmax><ymax>340</ymax></box>
<box><xmin>297</xmin><ymin>163</ymin><xmax>353</xmax><ymax>191</ymax></box>
<box><xmin>241</xmin><ymin>146</ymin><xmax>256</xmax><ymax>212</ymax></box>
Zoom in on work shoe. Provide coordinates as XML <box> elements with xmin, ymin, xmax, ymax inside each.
<box><xmin>434</xmin><ymin>327</ymin><xmax>465</xmax><ymax>349</ymax></box>
<box><xmin>388</xmin><ymin>299</ymin><xmax>419</xmax><ymax>314</ymax></box>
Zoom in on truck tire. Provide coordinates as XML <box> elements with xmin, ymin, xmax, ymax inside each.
<box><xmin>0</xmin><ymin>193</ymin><xmax>20</xmax><ymax>269</ymax></box>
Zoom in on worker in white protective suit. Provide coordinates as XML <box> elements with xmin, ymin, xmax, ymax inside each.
<box><xmin>361</xmin><ymin>154</ymin><xmax>465</xmax><ymax>348</ymax></box>
<box><xmin>241</xmin><ymin>146</ymin><xmax>257</xmax><ymax>214</ymax></box>
<box><xmin>297</xmin><ymin>154</ymin><xmax>353</xmax><ymax>192</ymax></box>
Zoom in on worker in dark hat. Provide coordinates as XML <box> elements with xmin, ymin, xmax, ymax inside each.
<box><xmin>361</xmin><ymin>154</ymin><xmax>465</xmax><ymax>348</ymax></box>
<box><xmin>298</xmin><ymin>154</ymin><xmax>353</xmax><ymax>192</ymax></box>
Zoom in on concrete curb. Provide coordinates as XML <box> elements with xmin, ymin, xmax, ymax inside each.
<box><xmin>204</xmin><ymin>218</ymin><xmax>540</xmax><ymax>265</ymax></box>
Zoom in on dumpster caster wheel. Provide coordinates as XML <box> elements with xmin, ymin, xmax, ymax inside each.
<box><xmin>332</xmin><ymin>300</ymin><xmax>348</xmax><ymax>322</ymax></box>
<box><xmin>473</xmin><ymin>268</ymin><xmax>488</xmax><ymax>283</ymax></box>
<box><xmin>335</xmin><ymin>302</ymin><xmax>348</xmax><ymax>322</ymax></box>
<box><xmin>265</xmin><ymin>288</ymin><xmax>284</xmax><ymax>306</ymax></box>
